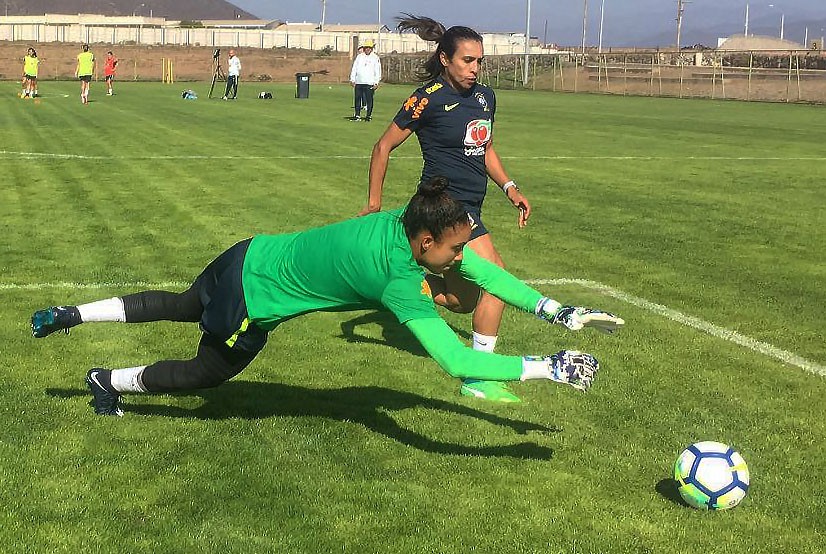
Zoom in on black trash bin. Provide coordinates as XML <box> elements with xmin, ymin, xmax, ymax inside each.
<box><xmin>295</xmin><ymin>72</ymin><xmax>311</xmax><ymax>99</ymax></box>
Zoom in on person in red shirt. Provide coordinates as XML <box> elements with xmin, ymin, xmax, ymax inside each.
<box><xmin>103</xmin><ymin>51</ymin><xmax>118</xmax><ymax>96</ymax></box>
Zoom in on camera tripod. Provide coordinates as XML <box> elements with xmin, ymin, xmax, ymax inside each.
<box><xmin>208</xmin><ymin>49</ymin><xmax>226</xmax><ymax>99</ymax></box>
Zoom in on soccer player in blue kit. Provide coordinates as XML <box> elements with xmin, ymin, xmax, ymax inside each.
<box><xmin>32</xmin><ymin>178</ymin><xmax>622</xmax><ymax>417</ymax></box>
<box><xmin>359</xmin><ymin>15</ymin><xmax>534</xmax><ymax>402</ymax></box>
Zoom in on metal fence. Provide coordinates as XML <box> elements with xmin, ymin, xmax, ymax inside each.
<box><xmin>381</xmin><ymin>50</ymin><xmax>826</xmax><ymax>104</ymax></box>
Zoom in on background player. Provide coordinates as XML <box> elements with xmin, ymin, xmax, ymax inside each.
<box><xmin>32</xmin><ymin>177</ymin><xmax>621</xmax><ymax>417</ymax></box>
<box><xmin>75</xmin><ymin>44</ymin><xmax>95</xmax><ymax>105</ymax></box>
<box><xmin>103</xmin><ymin>51</ymin><xmax>118</xmax><ymax>95</ymax></box>
<box><xmin>21</xmin><ymin>47</ymin><xmax>40</xmax><ymax>98</ymax></box>
<box><xmin>359</xmin><ymin>15</ymin><xmax>533</xmax><ymax>402</ymax></box>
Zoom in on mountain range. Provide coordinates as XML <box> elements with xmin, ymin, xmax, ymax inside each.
<box><xmin>1</xmin><ymin>0</ymin><xmax>255</xmax><ymax>20</ymax></box>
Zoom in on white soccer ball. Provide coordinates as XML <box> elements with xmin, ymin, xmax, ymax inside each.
<box><xmin>673</xmin><ymin>441</ymin><xmax>750</xmax><ymax>510</ymax></box>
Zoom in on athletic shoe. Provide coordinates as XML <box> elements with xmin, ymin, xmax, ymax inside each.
<box><xmin>31</xmin><ymin>306</ymin><xmax>81</xmax><ymax>338</ymax></box>
<box><xmin>460</xmin><ymin>379</ymin><xmax>521</xmax><ymax>403</ymax></box>
<box><xmin>350</xmin><ymin>115</ymin><xmax>361</xmax><ymax>121</ymax></box>
<box><xmin>364</xmin><ymin>116</ymin><xmax>372</xmax><ymax>121</ymax></box>
<box><xmin>222</xmin><ymin>96</ymin><xmax>228</xmax><ymax>100</ymax></box>
<box><xmin>86</xmin><ymin>369</ymin><xmax>123</xmax><ymax>417</ymax></box>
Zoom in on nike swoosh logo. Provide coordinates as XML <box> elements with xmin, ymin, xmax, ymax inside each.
<box><xmin>89</xmin><ymin>371</ymin><xmax>105</xmax><ymax>390</ymax></box>
<box><xmin>445</xmin><ymin>102</ymin><xmax>460</xmax><ymax>111</ymax></box>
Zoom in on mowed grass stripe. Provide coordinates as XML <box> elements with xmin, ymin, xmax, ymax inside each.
<box><xmin>1</xmin><ymin>81</ymin><xmax>824</xmax><ymax>553</ymax></box>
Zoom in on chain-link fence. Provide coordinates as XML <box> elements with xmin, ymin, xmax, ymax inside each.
<box><xmin>382</xmin><ymin>50</ymin><xmax>826</xmax><ymax>104</ymax></box>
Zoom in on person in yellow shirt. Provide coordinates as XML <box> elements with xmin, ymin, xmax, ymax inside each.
<box><xmin>75</xmin><ymin>44</ymin><xmax>96</xmax><ymax>105</ymax></box>
<box><xmin>21</xmin><ymin>47</ymin><xmax>40</xmax><ymax>98</ymax></box>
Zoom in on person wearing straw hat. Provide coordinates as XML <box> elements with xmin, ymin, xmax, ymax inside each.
<box><xmin>349</xmin><ymin>39</ymin><xmax>382</xmax><ymax>121</ymax></box>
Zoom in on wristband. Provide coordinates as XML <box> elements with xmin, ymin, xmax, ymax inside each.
<box><xmin>502</xmin><ymin>181</ymin><xmax>518</xmax><ymax>195</ymax></box>
<box><xmin>520</xmin><ymin>356</ymin><xmax>552</xmax><ymax>381</ymax></box>
<box><xmin>535</xmin><ymin>297</ymin><xmax>562</xmax><ymax>318</ymax></box>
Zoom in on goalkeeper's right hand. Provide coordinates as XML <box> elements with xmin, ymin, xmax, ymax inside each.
<box><xmin>536</xmin><ymin>297</ymin><xmax>625</xmax><ymax>334</ymax></box>
<box><xmin>520</xmin><ymin>350</ymin><xmax>599</xmax><ymax>392</ymax></box>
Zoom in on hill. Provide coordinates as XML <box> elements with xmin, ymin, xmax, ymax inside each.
<box><xmin>1</xmin><ymin>0</ymin><xmax>257</xmax><ymax>20</ymax></box>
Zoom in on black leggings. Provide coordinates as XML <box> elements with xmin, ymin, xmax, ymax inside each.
<box><xmin>119</xmin><ymin>289</ymin><xmax>257</xmax><ymax>393</ymax></box>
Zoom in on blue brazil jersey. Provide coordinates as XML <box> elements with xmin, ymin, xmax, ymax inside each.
<box><xmin>393</xmin><ymin>76</ymin><xmax>496</xmax><ymax>211</ymax></box>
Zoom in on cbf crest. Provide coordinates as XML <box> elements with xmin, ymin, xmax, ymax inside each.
<box><xmin>474</xmin><ymin>92</ymin><xmax>489</xmax><ymax>112</ymax></box>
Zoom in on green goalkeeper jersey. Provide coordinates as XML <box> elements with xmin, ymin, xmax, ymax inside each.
<box><xmin>242</xmin><ymin>208</ymin><xmax>437</xmax><ymax>329</ymax></box>
<box><xmin>242</xmin><ymin>207</ymin><xmax>544</xmax><ymax>381</ymax></box>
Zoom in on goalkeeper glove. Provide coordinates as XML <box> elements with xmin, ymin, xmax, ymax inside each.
<box><xmin>520</xmin><ymin>350</ymin><xmax>599</xmax><ymax>392</ymax></box>
<box><xmin>536</xmin><ymin>297</ymin><xmax>625</xmax><ymax>334</ymax></box>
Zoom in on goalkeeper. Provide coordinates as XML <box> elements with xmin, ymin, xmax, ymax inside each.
<box><xmin>31</xmin><ymin>177</ymin><xmax>623</xmax><ymax>417</ymax></box>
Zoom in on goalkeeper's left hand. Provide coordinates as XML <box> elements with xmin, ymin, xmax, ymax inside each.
<box><xmin>536</xmin><ymin>297</ymin><xmax>625</xmax><ymax>334</ymax></box>
<box><xmin>520</xmin><ymin>350</ymin><xmax>599</xmax><ymax>392</ymax></box>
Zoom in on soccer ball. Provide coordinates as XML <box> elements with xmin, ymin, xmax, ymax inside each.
<box><xmin>674</xmin><ymin>441</ymin><xmax>750</xmax><ymax>510</ymax></box>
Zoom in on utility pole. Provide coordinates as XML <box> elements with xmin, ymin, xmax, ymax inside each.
<box><xmin>744</xmin><ymin>3</ymin><xmax>749</xmax><ymax>36</ymax></box>
<box><xmin>598</xmin><ymin>0</ymin><xmax>606</xmax><ymax>54</ymax></box>
<box><xmin>675</xmin><ymin>0</ymin><xmax>686</xmax><ymax>49</ymax></box>
<box><xmin>581</xmin><ymin>0</ymin><xmax>588</xmax><ymax>53</ymax></box>
<box><xmin>523</xmin><ymin>0</ymin><xmax>531</xmax><ymax>85</ymax></box>
<box><xmin>320</xmin><ymin>0</ymin><xmax>326</xmax><ymax>32</ymax></box>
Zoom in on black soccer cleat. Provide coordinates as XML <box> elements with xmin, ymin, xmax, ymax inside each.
<box><xmin>31</xmin><ymin>306</ymin><xmax>81</xmax><ymax>338</ymax></box>
<box><xmin>86</xmin><ymin>369</ymin><xmax>124</xmax><ymax>417</ymax></box>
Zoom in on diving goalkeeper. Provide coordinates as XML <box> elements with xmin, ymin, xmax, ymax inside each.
<box><xmin>31</xmin><ymin>177</ymin><xmax>623</xmax><ymax>417</ymax></box>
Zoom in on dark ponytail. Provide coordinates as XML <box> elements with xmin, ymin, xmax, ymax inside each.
<box><xmin>396</xmin><ymin>14</ymin><xmax>483</xmax><ymax>82</ymax></box>
<box><xmin>402</xmin><ymin>176</ymin><xmax>468</xmax><ymax>240</ymax></box>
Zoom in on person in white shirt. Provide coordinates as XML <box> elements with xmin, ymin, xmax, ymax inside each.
<box><xmin>223</xmin><ymin>49</ymin><xmax>241</xmax><ymax>100</ymax></box>
<box><xmin>349</xmin><ymin>40</ymin><xmax>382</xmax><ymax>121</ymax></box>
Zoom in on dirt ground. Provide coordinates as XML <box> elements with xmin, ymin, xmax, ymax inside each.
<box><xmin>0</xmin><ymin>41</ymin><xmax>354</xmax><ymax>83</ymax></box>
<box><xmin>534</xmin><ymin>64</ymin><xmax>826</xmax><ymax>104</ymax></box>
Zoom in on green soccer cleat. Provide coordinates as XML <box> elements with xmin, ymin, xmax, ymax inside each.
<box><xmin>460</xmin><ymin>379</ymin><xmax>521</xmax><ymax>403</ymax></box>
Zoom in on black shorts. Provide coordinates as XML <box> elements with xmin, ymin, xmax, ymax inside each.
<box><xmin>192</xmin><ymin>238</ymin><xmax>268</xmax><ymax>354</ymax></box>
<box><xmin>24</xmin><ymin>74</ymin><xmax>37</xmax><ymax>80</ymax></box>
<box><xmin>78</xmin><ymin>75</ymin><xmax>92</xmax><ymax>82</ymax></box>
<box><xmin>465</xmin><ymin>207</ymin><xmax>489</xmax><ymax>240</ymax></box>
<box><xmin>104</xmin><ymin>74</ymin><xmax>114</xmax><ymax>82</ymax></box>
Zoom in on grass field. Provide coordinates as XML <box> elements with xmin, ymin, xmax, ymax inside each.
<box><xmin>1</xmin><ymin>80</ymin><xmax>824</xmax><ymax>553</ymax></box>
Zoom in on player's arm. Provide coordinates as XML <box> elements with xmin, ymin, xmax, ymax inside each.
<box><xmin>485</xmin><ymin>142</ymin><xmax>531</xmax><ymax>228</ymax></box>
<box><xmin>359</xmin><ymin>122</ymin><xmax>413</xmax><ymax>216</ymax></box>
<box><xmin>457</xmin><ymin>247</ymin><xmax>625</xmax><ymax>333</ymax></box>
<box><xmin>405</xmin><ymin>317</ymin><xmax>598</xmax><ymax>391</ymax></box>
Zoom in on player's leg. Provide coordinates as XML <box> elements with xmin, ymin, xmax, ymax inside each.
<box><xmin>365</xmin><ymin>87</ymin><xmax>375</xmax><ymax>121</ymax></box>
<box><xmin>87</xmin><ymin>331</ymin><xmax>262</xmax><ymax>416</ymax></box>
<box><xmin>466</xmin><ymin>233</ymin><xmax>507</xmax><ymax>340</ymax></box>
<box><xmin>352</xmin><ymin>85</ymin><xmax>362</xmax><ymax>119</ymax></box>
<box><xmin>426</xmin><ymin>271</ymin><xmax>479</xmax><ymax>314</ymax></box>
<box><xmin>458</xmin><ymin>218</ymin><xmax>519</xmax><ymax>402</ymax></box>
<box><xmin>86</xmin><ymin>243</ymin><xmax>265</xmax><ymax>416</ymax></box>
<box><xmin>31</xmin><ymin>76</ymin><xmax>37</xmax><ymax>97</ymax></box>
<box><xmin>31</xmin><ymin>287</ymin><xmax>204</xmax><ymax>338</ymax></box>
<box><xmin>32</xmin><ymin>239</ymin><xmax>252</xmax><ymax>337</ymax></box>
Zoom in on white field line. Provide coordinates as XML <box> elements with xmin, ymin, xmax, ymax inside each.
<box><xmin>527</xmin><ymin>278</ymin><xmax>825</xmax><ymax>378</ymax></box>
<box><xmin>7</xmin><ymin>277</ymin><xmax>823</xmax><ymax>377</ymax></box>
<box><xmin>2</xmin><ymin>150</ymin><xmax>826</xmax><ymax>162</ymax></box>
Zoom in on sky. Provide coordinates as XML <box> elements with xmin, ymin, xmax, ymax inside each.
<box><xmin>230</xmin><ymin>0</ymin><xmax>826</xmax><ymax>47</ymax></box>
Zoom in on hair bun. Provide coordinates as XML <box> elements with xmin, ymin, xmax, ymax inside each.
<box><xmin>417</xmin><ymin>176</ymin><xmax>449</xmax><ymax>197</ymax></box>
